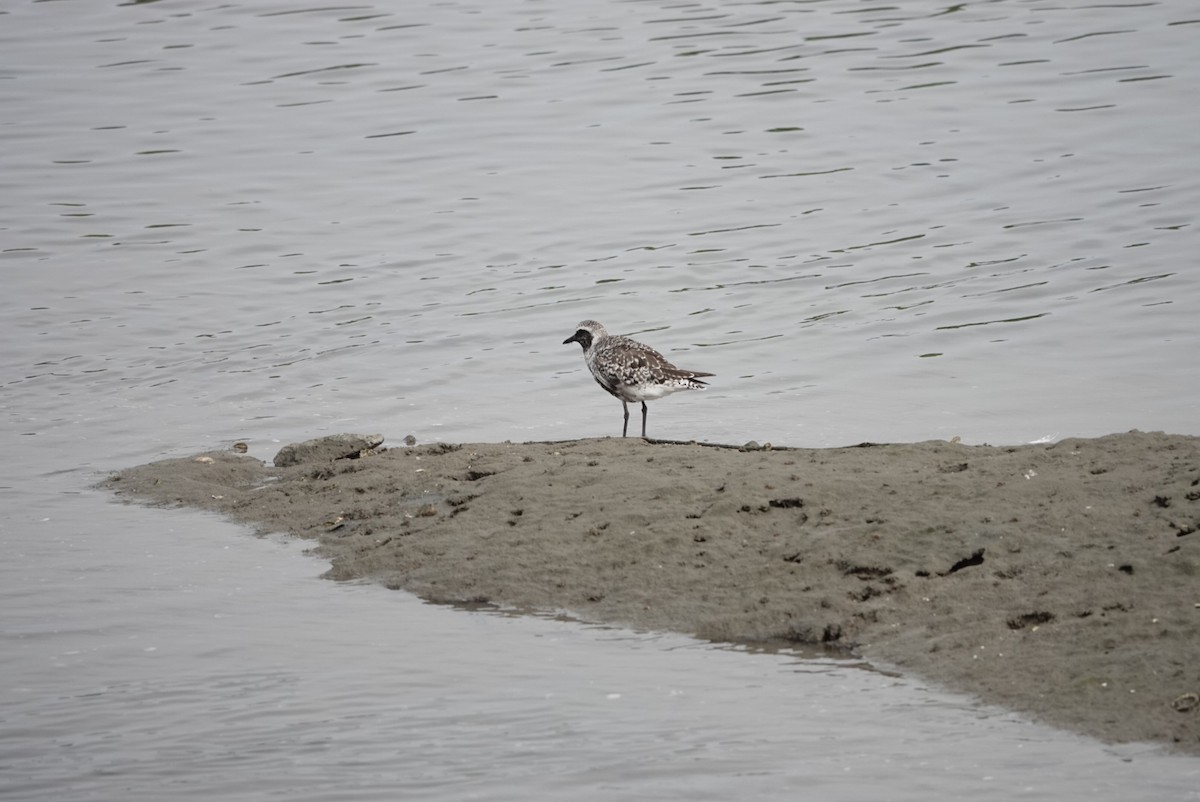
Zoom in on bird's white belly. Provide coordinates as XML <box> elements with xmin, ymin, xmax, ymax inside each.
<box><xmin>619</xmin><ymin>382</ymin><xmax>679</xmax><ymax>402</ymax></box>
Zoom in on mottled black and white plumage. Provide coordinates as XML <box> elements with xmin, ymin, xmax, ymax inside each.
<box><xmin>562</xmin><ymin>320</ymin><xmax>713</xmax><ymax>438</ymax></box>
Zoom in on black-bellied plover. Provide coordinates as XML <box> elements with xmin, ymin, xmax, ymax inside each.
<box><xmin>563</xmin><ymin>320</ymin><xmax>713</xmax><ymax>438</ymax></box>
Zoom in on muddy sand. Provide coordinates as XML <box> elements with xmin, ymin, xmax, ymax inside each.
<box><xmin>102</xmin><ymin>431</ymin><xmax>1200</xmax><ymax>754</ymax></box>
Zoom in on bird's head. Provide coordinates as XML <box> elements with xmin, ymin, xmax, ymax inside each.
<box><xmin>562</xmin><ymin>320</ymin><xmax>607</xmax><ymax>351</ymax></box>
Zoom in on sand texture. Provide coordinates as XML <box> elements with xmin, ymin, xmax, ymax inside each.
<box><xmin>102</xmin><ymin>431</ymin><xmax>1200</xmax><ymax>753</ymax></box>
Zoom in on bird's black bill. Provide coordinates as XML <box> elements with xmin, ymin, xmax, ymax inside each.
<box><xmin>563</xmin><ymin>329</ymin><xmax>592</xmax><ymax>349</ymax></box>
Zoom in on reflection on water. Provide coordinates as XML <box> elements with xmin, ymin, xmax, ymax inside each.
<box><xmin>2</xmin><ymin>1</ymin><xmax>1199</xmax><ymax>799</ymax></box>
<box><xmin>3</xmin><ymin>490</ymin><xmax>1198</xmax><ymax>802</ymax></box>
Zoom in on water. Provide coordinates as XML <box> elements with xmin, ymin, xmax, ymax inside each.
<box><xmin>4</xmin><ymin>496</ymin><xmax>1198</xmax><ymax>801</ymax></box>
<box><xmin>2</xmin><ymin>0</ymin><xmax>1199</xmax><ymax>798</ymax></box>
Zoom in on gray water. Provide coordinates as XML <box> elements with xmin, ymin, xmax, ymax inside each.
<box><xmin>2</xmin><ymin>0</ymin><xmax>1199</xmax><ymax>798</ymax></box>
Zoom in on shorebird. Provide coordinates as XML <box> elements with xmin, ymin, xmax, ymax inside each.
<box><xmin>563</xmin><ymin>320</ymin><xmax>713</xmax><ymax>438</ymax></box>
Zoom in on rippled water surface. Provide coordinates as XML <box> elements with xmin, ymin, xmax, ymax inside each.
<box><xmin>3</xmin><ymin>0</ymin><xmax>1199</xmax><ymax>799</ymax></box>
<box><xmin>4</xmin><ymin>0</ymin><xmax>1198</xmax><ymax>448</ymax></box>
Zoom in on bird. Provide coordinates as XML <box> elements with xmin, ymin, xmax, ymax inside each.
<box><xmin>562</xmin><ymin>320</ymin><xmax>713</xmax><ymax>438</ymax></box>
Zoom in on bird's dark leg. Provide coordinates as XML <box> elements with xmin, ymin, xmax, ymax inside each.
<box><xmin>640</xmin><ymin>401</ymin><xmax>648</xmax><ymax>438</ymax></box>
<box><xmin>621</xmin><ymin>400</ymin><xmax>629</xmax><ymax>437</ymax></box>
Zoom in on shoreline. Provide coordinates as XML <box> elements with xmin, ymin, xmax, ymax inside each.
<box><xmin>102</xmin><ymin>430</ymin><xmax>1200</xmax><ymax>754</ymax></box>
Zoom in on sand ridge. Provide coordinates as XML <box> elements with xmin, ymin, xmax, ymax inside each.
<box><xmin>102</xmin><ymin>430</ymin><xmax>1200</xmax><ymax>754</ymax></box>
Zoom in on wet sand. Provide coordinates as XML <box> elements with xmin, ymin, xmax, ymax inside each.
<box><xmin>101</xmin><ymin>431</ymin><xmax>1200</xmax><ymax>754</ymax></box>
